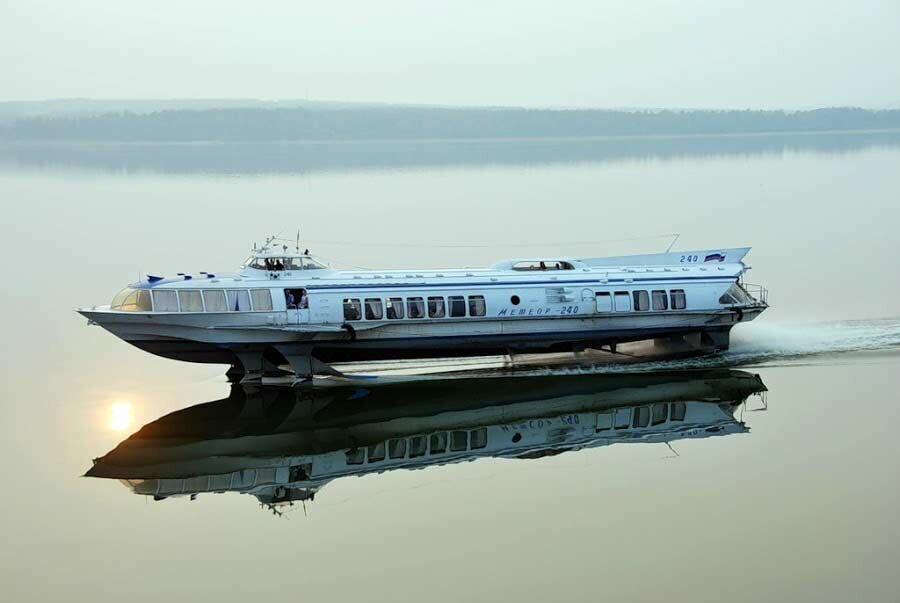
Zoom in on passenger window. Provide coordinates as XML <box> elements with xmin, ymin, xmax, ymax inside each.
<box><xmin>345</xmin><ymin>448</ymin><xmax>365</xmax><ymax>465</ymax></box>
<box><xmin>596</xmin><ymin>291</ymin><xmax>612</xmax><ymax>312</ymax></box>
<box><xmin>343</xmin><ymin>298</ymin><xmax>361</xmax><ymax>321</ymax></box>
<box><xmin>152</xmin><ymin>290</ymin><xmax>179</xmax><ymax>312</ymax></box>
<box><xmin>428</xmin><ymin>296</ymin><xmax>446</xmax><ymax>318</ymax></box>
<box><xmin>429</xmin><ymin>432</ymin><xmax>447</xmax><ymax>454</ymax></box>
<box><xmin>365</xmin><ymin>298</ymin><xmax>383</xmax><ymax>320</ymax></box>
<box><xmin>670</xmin><ymin>402</ymin><xmax>686</xmax><ymax>421</ymax></box>
<box><xmin>614</xmin><ymin>291</ymin><xmax>631</xmax><ymax>312</ymax></box>
<box><xmin>450</xmin><ymin>430</ymin><xmax>469</xmax><ymax>451</ymax></box>
<box><xmin>670</xmin><ymin>289</ymin><xmax>686</xmax><ymax>310</ymax></box>
<box><xmin>614</xmin><ymin>408</ymin><xmax>632</xmax><ymax>429</ymax></box>
<box><xmin>367</xmin><ymin>442</ymin><xmax>385</xmax><ymax>462</ymax></box>
<box><xmin>633</xmin><ymin>290</ymin><xmax>650</xmax><ymax>311</ymax></box>
<box><xmin>407</xmin><ymin>297</ymin><xmax>425</xmax><ymax>319</ymax></box>
<box><xmin>448</xmin><ymin>296</ymin><xmax>466</xmax><ymax>317</ymax></box>
<box><xmin>202</xmin><ymin>290</ymin><xmax>227</xmax><ymax>312</ymax></box>
<box><xmin>179</xmin><ymin>290</ymin><xmax>203</xmax><ymax>312</ymax></box>
<box><xmin>468</xmin><ymin>295</ymin><xmax>486</xmax><ymax>317</ymax></box>
<box><xmin>250</xmin><ymin>289</ymin><xmax>273</xmax><ymax>311</ymax></box>
<box><xmin>651</xmin><ymin>290</ymin><xmax>668</xmax><ymax>311</ymax></box>
<box><xmin>596</xmin><ymin>412</ymin><xmax>613</xmax><ymax>431</ymax></box>
<box><xmin>651</xmin><ymin>403</ymin><xmax>668</xmax><ymax>425</ymax></box>
<box><xmin>633</xmin><ymin>406</ymin><xmax>650</xmax><ymax>428</ymax></box>
<box><xmin>388</xmin><ymin>438</ymin><xmax>407</xmax><ymax>459</ymax></box>
<box><xmin>226</xmin><ymin>290</ymin><xmax>252</xmax><ymax>312</ymax></box>
<box><xmin>409</xmin><ymin>435</ymin><xmax>427</xmax><ymax>458</ymax></box>
<box><xmin>386</xmin><ymin>297</ymin><xmax>405</xmax><ymax>319</ymax></box>
<box><xmin>470</xmin><ymin>428</ymin><xmax>487</xmax><ymax>449</ymax></box>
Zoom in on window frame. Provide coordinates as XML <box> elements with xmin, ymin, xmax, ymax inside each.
<box><xmin>427</xmin><ymin>296</ymin><xmax>446</xmax><ymax>318</ymax></box>
<box><xmin>386</xmin><ymin>297</ymin><xmax>405</xmax><ymax>320</ymax></box>
<box><xmin>226</xmin><ymin>289</ymin><xmax>252</xmax><ymax>312</ymax></box>
<box><xmin>178</xmin><ymin>290</ymin><xmax>204</xmax><ymax>313</ymax></box>
<box><xmin>202</xmin><ymin>290</ymin><xmax>227</xmax><ymax>313</ymax></box>
<box><xmin>670</xmin><ymin>289</ymin><xmax>687</xmax><ymax>310</ymax></box>
<box><xmin>633</xmin><ymin>290</ymin><xmax>650</xmax><ymax>312</ymax></box>
<box><xmin>651</xmin><ymin>290</ymin><xmax>669</xmax><ymax>311</ymax></box>
<box><xmin>250</xmin><ymin>289</ymin><xmax>273</xmax><ymax>312</ymax></box>
<box><xmin>406</xmin><ymin>297</ymin><xmax>426</xmax><ymax>319</ymax></box>
<box><xmin>151</xmin><ymin>289</ymin><xmax>180</xmax><ymax>313</ymax></box>
<box><xmin>364</xmin><ymin>298</ymin><xmax>384</xmax><ymax>320</ymax></box>
<box><xmin>448</xmin><ymin>295</ymin><xmax>466</xmax><ymax>318</ymax></box>
<box><xmin>342</xmin><ymin>298</ymin><xmax>362</xmax><ymax>321</ymax></box>
<box><xmin>468</xmin><ymin>295</ymin><xmax>486</xmax><ymax>317</ymax></box>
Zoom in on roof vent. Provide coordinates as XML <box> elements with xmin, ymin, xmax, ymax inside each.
<box><xmin>147</xmin><ymin>275</ymin><xmax>164</xmax><ymax>283</ymax></box>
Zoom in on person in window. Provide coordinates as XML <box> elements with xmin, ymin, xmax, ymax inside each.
<box><xmin>285</xmin><ymin>290</ymin><xmax>296</xmax><ymax>309</ymax></box>
<box><xmin>299</xmin><ymin>291</ymin><xmax>308</xmax><ymax>309</ymax></box>
<box><xmin>540</xmin><ymin>261</ymin><xmax>547</xmax><ymax>271</ymax></box>
<box><xmin>275</xmin><ymin>259</ymin><xmax>284</xmax><ymax>271</ymax></box>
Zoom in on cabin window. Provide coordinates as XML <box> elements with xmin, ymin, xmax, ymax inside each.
<box><xmin>470</xmin><ymin>428</ymin><xmax>488</xmax><ymax>449</ymax></box>
<box><xmin>428</xmin><ymin>296</ymin><xmax>446</xmax><ymax>318</ymax></box>
<box><xmin>651</xmin><ymin>403</ymin><xmax>668</xmax><ymax>425</ymax></box>
<box><xmin>367</xmin><ymin>442</ymin><xmax>386</xmax><ymax>462</ymax></box>
<box><xmin>633</xmin><ymin>406</ymin><xmax>651</xmax><ymax>428</ymax></box>
<box><xmin>343</xmin><ymin>298</ymin><xmax>361</xmax><ymax>321</ymax></box>
<box><xmin>468</xmin><ymin>295</ymin><xmax>486</xmax><ymax>317</ymax></box>
<box><xmin>226</xmin><ymin>290</ymin><xmax>252</xmax><ymax>312</ymax></box>
<box><xmin>429</xmin><ymin>432</ymin><xmax>448</xmax><ymax>454</ymax></box>
<box><xmin>407</xmin><ymin>297</ymin><xmax>425</xmax><ymax>319</ymax></box>
<box><xmin>386</xmin><ymin>297</ymin><xmax>405</xmax><ymax>319</ymax></box>
<box><xmin>614</xmin><ymin>291</ymin><xmax>631</xmax><ymax>312</ymax></box>
<box><xmin>284</xmin><ymin>289</ymin><xmax>307</xmax><ymax>309</ymax></box>
<box><xmin>203</xmin><ymin>290</ymin><xmax>227</xmax><ymax>312</ymax></box>
<box><xmin>670</xmin><ymin>289</ymin><xmax>686</xmax><ymax>310</ymax></box>
<box><xmin>179</xmin><ymin>290</ymin><xmax>203</xmax><ymax>312</ymax></box>
<box><xmin>388</xmin><ymin>438</ymin><xmax>407</xmax><ymax>459</ymax></box>
<box><xmin>651</xmin><ymin>290</ymin><xmax>668</xmax><ymax>311</ymax></box>
<box><xmin>111</xmin><ymin>288</ymin><xmax>152</xmax><ymax>312</ymax></box>
<box><xmin>633</xmin><ymin>290</ymin><xmax>650</xmax><ymax>311</ymax></box>
<box><xmin>250</xmin><ymin>289</ymin><xmax>273</xmax><ymax>311</ymax></box>
<box><xmin>365</xmin><ymin>298</ymin><xmax>383</xmax><ymax>320</ymax></box>
<box><xmin>152</xmin><ymin>290</ymin><xmax>179</xmax><ymax>312</ymax></box>
<box><xmin>449</xmin><ymin>296</ymin><xmax>466</xmax><ymax>317</ymax></box>
<box><xmin>409</xmin><ymin>435</ymin><xmax>427</xmax><ymax>458</ymax></box>
<box><xmin>596</xmin><ymin>412</ymin><xmax>613</xmax><ymax>431</ymax></box>
<box><xmin>345</xmin><ymin>447</ymin><xmax>365</xmax><ymax>465</ymax></box>
<box><xmin>671</xmin><ymin>402</ymin><xmax>686</xmax><ymax>421</ymax></box>
<box><xmin>450</xmin><ymin>430</ymin><xmax>469</xmax><ymax>451</ymax></box>
<box><xmin>614</xmin><ymin>408</ymin><xmax>632</xmax><ymax>429</ymax></box>
<box><xmin>596</xmin><ymin>292</ymin><xmax>612</xmax><ymax>312</ymax></box>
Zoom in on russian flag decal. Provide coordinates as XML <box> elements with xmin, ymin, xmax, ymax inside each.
<box><xmin>704</xmin><ymin>253</ymin><xmax>726</xmax><ymax>262</ymax></box>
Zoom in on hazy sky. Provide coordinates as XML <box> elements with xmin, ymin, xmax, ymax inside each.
<box><xmin>3</xmin><ymin>0</ymin><xmax>900</xmax><ymax>108</ymax></box>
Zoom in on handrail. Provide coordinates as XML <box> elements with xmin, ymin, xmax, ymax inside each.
<box><xmin>740</xmin><ymin>283</ymin><xmax>768</xmax><ymax>305</ymax></box>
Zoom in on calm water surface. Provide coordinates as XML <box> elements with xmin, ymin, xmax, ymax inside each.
<box><xmin>1</xmin><ymin>134</ymin><xmax>899</xmax><ymax>602</ymax></box>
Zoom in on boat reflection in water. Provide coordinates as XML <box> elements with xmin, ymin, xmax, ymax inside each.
<box><xmin>87</xmin><ymin>370</ymin><xmax>767</xmax><ymax>510</ymax></box>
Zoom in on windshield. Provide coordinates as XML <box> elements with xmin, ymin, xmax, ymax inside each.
<box><xmin>110</xmin><ymin>287</ymin><xmax>152</xmax><ymax>311</ymax></box>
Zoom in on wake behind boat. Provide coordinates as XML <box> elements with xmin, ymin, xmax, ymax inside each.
<box><xmin>78</xmin><ymin>237</ymin><xmax>768</xmax><ymax>380</ymax></box>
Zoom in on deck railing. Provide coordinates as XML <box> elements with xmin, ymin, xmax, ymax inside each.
<box><xmin>740</xmin><ymin>283</ymin><xmax>768</xmax><ymax>305</ymax></box>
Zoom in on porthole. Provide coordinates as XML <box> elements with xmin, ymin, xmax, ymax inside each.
<box><xmin>510</xmin><ymin>295</ymin><xmax>520</xmax><ymax>305</ymax></box>
<box><xmin>511</xmin><ymin>433</ymin><xmax>522</xmax><ymax>443</ymax></box>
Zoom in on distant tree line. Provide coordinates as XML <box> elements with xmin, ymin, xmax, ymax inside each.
<box><xmin>2</xmin><ymin>107</ymin><xmax>899</xmax><ymax>142</ymax></box>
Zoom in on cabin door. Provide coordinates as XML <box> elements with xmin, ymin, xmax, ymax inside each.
<box><xmin>287</xmin><ymin>308</ymin><xmax>310</xmax><ymax>324</ymax></box>
<box><xmin>284</xmin><ymin>288</ymin><xmax>310</xmax><ymax>324</ymax></box>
